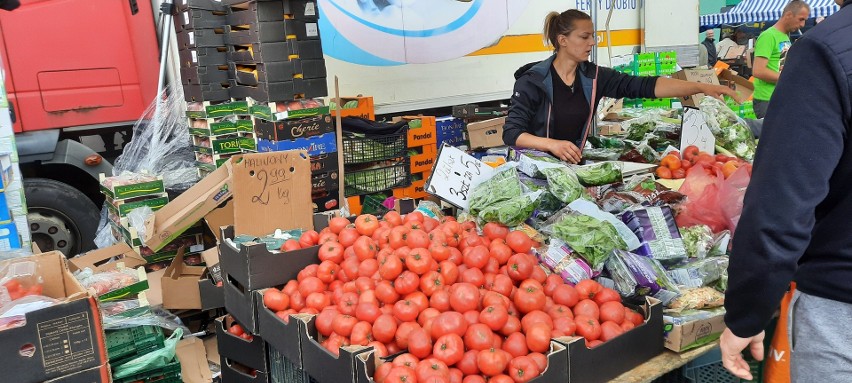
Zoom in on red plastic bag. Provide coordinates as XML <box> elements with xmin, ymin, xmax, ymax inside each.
<box><xmin>675</xmin><ymin>164</ymin><xmax>727</xmax><ymax>233</ymax></box>
<box><xmin>718</xmin><ymin>166</ymin><xmax>751</xmax><ymax>234</ymax></box>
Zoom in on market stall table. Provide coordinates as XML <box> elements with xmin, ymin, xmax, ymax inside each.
<box><xmin>610</xmin><ymin>342</ymin><xmax>720</xmax><ymax>383</ymax></box>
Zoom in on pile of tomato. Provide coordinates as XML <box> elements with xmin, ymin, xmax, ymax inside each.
<box><xmin>261</xmin><ymin>212</ymin><xmax>645</xmax><ymax>383</ymax></box>
<box><xmin>656</xmin><ymin>145</ymin><xmax>752</xmax><ymax>180</ymax></box>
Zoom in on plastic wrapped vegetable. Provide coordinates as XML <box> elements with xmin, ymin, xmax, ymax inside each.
<box><xmin>605</xmin><ymin>250</ymin><xmax>681</xmax><ymax>305</ymax></box>
<box><xmin>519</xmin><ymin>175</ymin><xmax>565</xmax><ymax>218</ymax></box>
<box><xmin>666</xmin><ymin>256</ymin><xmax>729</xmax><ymax>289</ymax></box>
<box><xmin>511</xmin><ymin>148</ymin><xmax>563</xmax><ymax>178</ymax></box>
<box><xmin>700</xmin><ymin>97</ymin><xmax>757</xmax><ymax>161</ymax></box>
<box><xmin>573</xmin><ymin>162</ymin><xmax>623</xmax><ymax>186</ymax></box>
<box><xmin>666</xmin><ymin>287</ymin><xmax>725</xmax><ymax>312</ymax></box>
<box><xmin>680</xmin><ymin>225</ymin><xmax>715</xmax><ymax>259</ymax></box>
<box><xmin>468</xmin><ymin>163</ymin><xmax>522</xmax><ymax>216</ymax></box>
<box><xmin>74</xmin><ymin>267</ymin><xmax>140</xmax><ymax>296</ymax></box>
<box><xmin>541</xmin><ymin>167</ymin><xmax>586</xmax><ymax>204</ymax></box>
<box><xmin>478</xmin><ymin>191</ymin><xmax>543</xmax><ymax>227</ymax></box>
<box><xmin>664</xmin><ymin>307</ymin><xmax>726</xmax><ymax>326</ymax></box>
<box><xmin>543</xmin><ymin>210</ymin><xmax>628</xmax><ymax>271</ymax></box>
<box><xmin>620</xmin><ymin>206</ymin><xmax>688</xmax><ymax>266</ymax></box>
<box><xmin>0</xmin><ymin>259</ymin><xmax>44</xmax><ymax>306</ymax></box>
<box><xmin>538</xmin><ymin>239</ymin><xmax>597</xmax><ymax>283</ymax></box>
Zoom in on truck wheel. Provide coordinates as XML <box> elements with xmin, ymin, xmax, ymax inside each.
<box><xmin>24</xmin><ymin>178</ymin><xmax>100</xmax><ymax>257</ymax></box>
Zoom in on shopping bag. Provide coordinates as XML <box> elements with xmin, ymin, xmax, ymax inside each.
<box><xmin>764</xmin><ymin>282</ymin><xmax>796</xmax><ymax>383</ymax></box>
<box><xmin>718</xmin><ymin>165</ymin><xmax>751</xmax><ymax>234</ymax></box>
<box><xmin>675</xmin><ymin>164</ymin><xmax>727</xmax><ymax>233</ymax></box>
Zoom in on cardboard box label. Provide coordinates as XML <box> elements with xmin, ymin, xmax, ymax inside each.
<box><xmin>232</xmin><ymin>151</ymin><xmax>313</xmax><ymax>236</ymax></box>
<box><xmin>38</xmin><ymin>313</ymin><xmax>97</xmax><ymax>374</ymax></box>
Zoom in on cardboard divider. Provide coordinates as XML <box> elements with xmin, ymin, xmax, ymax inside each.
<box><xmin>255</xmin><ymin>289</ymin><xmax>304</xmax><ymax>369</ymax></box>
<box><xmin>161</xmin><ymin>248</ymin><xmax>207</xmax><ymax>310</ymax></box>
<box><xmin>565</xmin><ymin>297</ymin><xmax>664</xmax><ymax>383</ymax></box>
<box><xmin>298</xmin><ymin>315</ymin><xmax>371</xmax><ymax>383</ymax></box>
<box><xmin>216</xmin><ymin>315</ymin><xmax>268</xmax><ymax>372</ymax></box>
<box><xmin>69</xmin><ymin>243</ymin><xmax>146</xmax><ymax>272</ymax></box>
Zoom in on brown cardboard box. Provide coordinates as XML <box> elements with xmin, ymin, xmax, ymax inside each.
<box><xmin>0</xmin><ymin>252</ymin><xmax>109</xmax><ymax>383</ymax></box>
<box><xmin>718</xmin><ymin>69</ymin><xmax>754</xmax><ymax>104</ymax></box>
<box><xmin>232</xmin><ymin>151</ymin><xmax>314</xmax><ymax>236</ymax></box>
<box><xmin>672</xmin><ymin>69</ymin><xmax>721</xmax><ymax>107</ymax></box>
<box><xmin>177</xmin><ymin>337</ymin><xmax>214</xmax><ymax>383</ymax></box>
<box><xmin>664</xmin><ymin>311</ymin><xmax>727</xmax><ymax>352</ymax></box>
<box><xmin>68</xmin><ymin>243</ymin><xmax>146</xmax><ymax>273</ymax></box>
<box><xmin>466</xmin><ymin>117</ymin><xmax>506</xmax><ymax>149</ymax></box>
<box><xmin>204</xmin><ymin>199</ymin><xmax>234</xmax><ymax>243</ymax></box>
<box><xmin>162</xmin><ymin>248</ymin><xmax>207</xmax><ymax>310</ymax></box>
<box><xmin>145</xmin><ymin>160</ymin><xmax>234</xmax><ymax>251</ymax></box>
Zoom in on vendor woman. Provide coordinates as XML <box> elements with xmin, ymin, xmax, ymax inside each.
<box><xmin>503</xmin><ymin>10</ymin><xmax>737</xmax><ymax>163</ymax></box>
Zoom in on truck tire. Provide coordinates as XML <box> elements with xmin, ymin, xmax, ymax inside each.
<box><xmin>24</xmin><ymin>178</ymin><xmax>99</xmax><ymax>257</ymax></box>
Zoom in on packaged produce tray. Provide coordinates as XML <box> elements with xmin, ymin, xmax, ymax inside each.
<box><xmin>99</xmin><ymin>174</ymin><xmax>165</xmax><ymax>201</ymax></box>
<box><xmin>344</xmin><ymin>158</ymin><xmax>411</xmax><ymax>197</ymax></box>
<box><xmin>342</xmin><ymin>128</ymin><xmax>408</xmax><ymax>164</ymax></box>
<box><xmin>186</xmin><ymin>99</ymin><xmax>249</xmax><ymax>119</ymax></box>
<box><xmin>188</xmin><ymin>117</ymin><xmax>254</xmax><ymax>137</ymax></box>
<box><xmin>106</xmin><ymin>325</ymin><xmax>165</xmax><ymax>367</ymax></box>
<box><xmin>106</xmin><ymin>193</ymin><xmax>169</xmax><ymax>218</ymax></box>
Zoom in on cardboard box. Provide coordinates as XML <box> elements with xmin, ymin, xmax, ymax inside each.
<box><xmin>312</xmin><ymin>190</ymin><xmax>341</xmax><ymax>213</ymax></box>
<box><xmin>180</xmin><ymin>65</ymin><xmax>229</xmax><ymax>85</ymax></box>
<box><xmin>435</xmin><ymin>116</ymin><xmax>466</xmax><ymax>147</ymax></box>
<box><xmin>231</xmin><ymin>61</ymin><xmax>299</xmax><ymax>86</ymax></box>
<box><xmin>311</xmin><ymin>170</ymin><xmax>340</xmax><ymax>195</ymax></box>
<box><xmin>106</xmin><ymin>193</ymin><xmax>169</xmax><ymax>218</ymax></box>
<box><xmin>189</xmin><ymin>117</ymin><xmax>253</xmax><ymax>137</ymax></box>
<box><xmin>230</xmin><ymin>78</ymin><xmax>328</xmax><ymax>102</ymax></box>
<box><xmin>226</xmin><ymin>1</ymin><xmax>287</xmax><ymax>24</ymax></box>
<box><xmin>216</xmin><ymin>315</ymin><xmax>267</xmax><ymax>371</ymax></box>
<box><xmin>177</xmin><ymin>0</ymin><xmax>227</xmax><ymax>11</ymax></box>
<box><xmin>178</xmin><ymin>336</ymin><xmax>214</xmax><ymax>383</ymax></box>
<box><xmin>186</xmin><ymin>99</ymin><xmax>250</xmax><ymax>119</ymax></box>
<box><xmin>50</xmin><ymin>364</ymin><xmax>110</xmax><ymax>383</ymax></box>
<box><xmin>564</xmin><ymin>297</ymin><xmax>664</xmax><ymax>383</ymax></box>
<box><xmin>253</xmin><ymin>114</ymin><xmax>335</xmax><ymax>142</ymax></box>
<box><xmin>161</xmin><ymin>248</ymin><xmax>207</xmax><ymax>310</ymax></box>
<box><xmin>299</xmin><ymin>315</ymin><xmax>370</xmax><ymax>383</ymax></box>
<box><xmin>664</xmin><ymin>311</ymin><xmax>727</xmax><ymax>352</ymax></box>
<box><xmin>310</xmin><ymin>152</ymin><xmax>339</xmax><ymax>175</ymax></box>
<box><xmin>467</xmin><ymin>117</ymin><xmax>506</xmax><ymax>149</ymax></box>
<box><xmin>393</xmin><ymin>173</ymin><xmax>429</xmax><ymax>200</ymax></box>
<box><xmin>175</xmin><ymin>7</ymin><xmax>226</xmax><ymax>31</ymax></box>
<box><xmin>331</xmin><ymin>96</ymin><xmax>375</xmax><ymax>120</ymax></box>
<box><xmin>198</xmin><ymin>248</ymin><xmax>225</xmax><ymax>310</ymax></box>
<box><xmin>231</xmin><ymin>151</ymin><xmax>314</xmax><ymax>237</ymax></box>
<box><xmin>224</xmin><ymin>20</ymin><xmax>319</xmax><ymax>45</ymax></box>
<box><xmin>184</xmin><ymin>82</ymin><xmax>231</xmax><ymax>103</ymax></box>
<box><xmin>143</xmin><ymin>159</ymin><xmax>233</xmax><ymax>252</ymax></box>
<box><xmin>255</xmin><ymin>289</ymin><xmax>304</xmax><ymax>368</ymax></box>
<box><xmin>256</xmin><ymin>132</ymin><xmax>338</xmax><ymax>156</ymax></box>
<box><xmin>718</xmin><ymin>69</ymin><xmax>754</xmax><ymax>104</ymax></box>
<box><xmin>221</xmin><ymin>358</ymin><xmax>269</xmax><ymax>383</ymax></box>
<box><xmin>0</xmin><ymin>252</ymin><xmax>108</xmax><ymax>383</ymax></box>
<box><xmin>248</xmin><ymin>101</ymin><xmax>330</xmax><ymax>122</ymax></box>
<box><xmin>179</xmin><ymin>47</ymin><xmax>228</xmax><ymax>69</ymax></box>
<box><xmin>227</xmin><ymin>40</ymin><xmax>324</xmax><ymax>63</ymax></box>
<box><xmin>393</xmin><ymin>116</ymin><xmax>438</xmax><ymax>148</ymax></box>
<box><xmin>409</xmin><ymin>145</ymin><xmax>437</xmax><ymax>174</ymax></box>
<box><xmin>283</xmin><ymin>0</ymin><xmax>319</xmax><ymax>20</ymax></box>
<box><xmin>69</xmin><ymin>242</ymin><xmax>147</xmax><ymax>273</ymax></box>
<box><xmin>672</xmin><ymin>68</ymin><xmax>721</xmax><ymax>107</ymax></box>
<box><xmin>177</xmin><ymin>28</ymin><xmax>226</xmax><ymax>49</ymax></box>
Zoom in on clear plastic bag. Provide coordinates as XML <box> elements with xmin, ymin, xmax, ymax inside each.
<box><xmin>664</xmin><ymin>306</ymin><xmax>726</xmax><ymax>325</ymax></box>
<box><xmin>0</xmin><ymin>249</ymin><xmax>34</xmax><ymax>262</ymax></box>
<box><xmin>538</xmin><ymin>239</ymin><xmax>596</xmax><ymax>284</ymax></box>
<box><xmin>666</xmin><ymin>256</ymin><xmax>729</xmax><ymax>289</ymax></box>
<box><xmin>478</xmin><ymin>191</ymin><xmax>543</xmax><ymax>227</ymax></box>
<box><xmin>572</xmin><ymin>161</ymin><xmax>623</xmax><ymax>186</ymax></box>
<box><xmin>126</xmin><ymin>206</ymin><xmax>154</xmax><ymax>245</ymax></box>
<box><xmin>540</xmin><ymin>166</ymin><xmax>586</xmax><ymax>204</ymax></box>
<box><xmin>102</xmin><ymin>300</ymin><xmax>189</xmax><ymax>333</ymax></box>
<box><xmin>542</xmin><ymin>207</ymin><xmax>629</xmax><ymax>271</ymax></box>
<box><xmin>0</xmin><ymin>259</ymin><xmax>43</xmax><ymax>306</ymax></box>
<box><xmin>605</xmin><ymin>250</ymin><xmax>680</xmax><ymax>305</ymax></box>
<box><xmin>0</xmin><ymin>295</ymin><xmax>59</xmax><ymax>331</ymax></box>
<box><xmin>665</xmin><ymin>286</ymin><xmax>725</xmax><ymax>312</ymax></box>
<box><xmin>718</xmin><ymin>166</ymin><xmax>751</xmax><ymax>235</ymax></box>
<box><xmin>680</xmin><ymin>225</ymin><xmax>715</xmax><ymax>259</ymax></box>
<box><xmin>700</xmin><ymin>97</ymin><xmax>757</xmax><ymax>161</ymax></box>
<box><xmin>113</xmin><ymin>328</ymin><xmax>183</xmax><ymax>378</ymax></box>
<box><xmin>675</xmin><ymin>164</ymin><xmax>727</xmax><ymax>233</ymax></box>
<box><xmin>73</xmin><ymin>267</ymin><xmax>140</xmax><ymax>297</ymax></box>
<box><xmin>468</xmin><ymin>163</ymin><xmax>522</xmax><ymax>216</ymax></box>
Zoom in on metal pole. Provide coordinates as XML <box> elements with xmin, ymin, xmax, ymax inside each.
<box><xmin>157</xmin><ymin>12</ymin><xmax>172</xmax><ymax>97</ymax></box>
<box><xmin>590</xmin><ymin>0</ymin><xmax>597</xmax><ymax>63</ymax></box>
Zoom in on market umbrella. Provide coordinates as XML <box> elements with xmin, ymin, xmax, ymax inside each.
<box><xmin>700</xmin><ymin>0</ymin><xmax>839</xmax><ymax>28</ymax></box>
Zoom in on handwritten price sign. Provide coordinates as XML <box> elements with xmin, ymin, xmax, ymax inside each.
<box><xmin>425</xmin><ymin>145</ymin><xmax>495</xmax><ymax>210</ymax></box>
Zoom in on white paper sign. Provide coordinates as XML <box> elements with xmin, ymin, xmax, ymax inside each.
<box><xmin>306</xmin><ymin>23</ymin><xmax>319</xmax><ymax>37</ymax></box>
<box><xmin>426</xmin><ymin>144</ymin><xmax>495</xmax><ymax>210</ymax></box>
<box><xmin>304</xmin><ymin>2</ymin><xmax>317</xmax><ymax>16</ymax></box>
<box><xmin>680</xmin><ymin>107</ymin><xmax>715</xmax><ymax>154</ymax></box>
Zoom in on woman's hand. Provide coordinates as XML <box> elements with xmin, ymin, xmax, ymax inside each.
<box><xmin>547</xmin><ymin>139</ymin><xmax>582</xmax><ymax>164</ymax></box>
<box><xmin>699</xmin><ymin>83</ymin><xmax>738</xmax><ymax>101</ymax></box>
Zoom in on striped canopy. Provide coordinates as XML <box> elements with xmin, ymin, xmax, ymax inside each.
<box><xmin>700</xmin><ymin>0</ymin><xmax>840</xmax><ymax>27</ymax></box>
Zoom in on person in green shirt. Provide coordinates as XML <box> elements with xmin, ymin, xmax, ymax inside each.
<box><xmin>752</xmin><ymin>0</ymin><xmax>810</xmax><ymax>118</ymax></box>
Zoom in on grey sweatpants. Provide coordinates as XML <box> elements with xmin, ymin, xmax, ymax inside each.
<box><xmin>789</xmin><ymin>290</ymin><xmax>852</xmax><ymax>382</ymax></box>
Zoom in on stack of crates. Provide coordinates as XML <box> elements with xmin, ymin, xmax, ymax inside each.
<box><xmin>725</xmin><ymin>98</ymin><xmax>757</xmax><ymax>120</ymax></box>
<box><xmin>100</xmin><ymin>173</ymin><xmax>206</xmax><ymax>268</ymax></box>
<box><xmin>223</xmin><ymin>0</ymin><xmax>327</xmax><ymax>101</ymax></box>
<box><xmin>624</xmin><ymin>51</ymin><xmax>678</xmax><ymax>109</ymax></box>
<box><xmin>105</xmin><ymin>324</ymin><xmax>182</xmax><ymax>382</ymax></box>
<box><xmin>394</xmin><ymin>116</ymin><xmax>438</xmax><ymax>200</ymax></box>
<box><xmin>175</xmin><ymin>0</ymin><xmax>230</xmax><ymax>102</ymax></box>
<box><xmin>186</xmin><ymin>100</ymin><xmax>257</xmax><ymax>178</ymax></box>
<box><xmin>656</xmin><ymin>51</ymin><xmax>678</xmax><ymax>76</ymax></box>
<box><xmin>342</xmin><ymin>121</ymin><xmax>411</xmax><ymax>199</ymax></box>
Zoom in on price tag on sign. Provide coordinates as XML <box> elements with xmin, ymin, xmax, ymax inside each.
<box><xmin>680</xmin><ymin>106</ymin><xmax>715</xmax><ymax>154</ymax></box>
<box><xmin>425</xmin><ymin>144</ymin><xmax>495</xmax><ymax>210</ymax></box>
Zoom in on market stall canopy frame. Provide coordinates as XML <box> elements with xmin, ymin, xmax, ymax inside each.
<box><xmin>700</xmin><ymin>0</ymin><xmax>839</xmax><ymax>27</ymax></box>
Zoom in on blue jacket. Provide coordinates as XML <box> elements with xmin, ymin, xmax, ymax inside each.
<box><xmin>502</xmin><ymin>54</ymin><xmax>658</xmax><ymax>148</ymax></box>
<box><xmin>725</xmin><ymin>0</ymin><xmax>852</xmax><ymax>337</ymax></box>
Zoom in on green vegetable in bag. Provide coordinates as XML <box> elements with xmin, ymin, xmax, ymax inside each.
<box><xmin>469</xmin><ymin>165</ymin><xmax>522</xmax><ymax>215</ymax></box>
<box><xmin>541</xmin><ymin>167</ymin><xmax>586</xmax><ymax>204</ymax></box>
<box><xmin>574</xmin><ymin>162</ymin><xmax>622</xmax><ymax>186</ymax></box>
<box><xmin>478</xmin><ymin>191</ymin><xmax>543</xmax><ymax>226</ymax></box>
<box><xmin>549</xmin><ymin>213</ymin><xmax>628</xmax><ymax>270</ymax></box>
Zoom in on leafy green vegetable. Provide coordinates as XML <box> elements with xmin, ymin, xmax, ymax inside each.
<box><xmin>469</xmin><ymin>166</ymin><xmax>523</xmax><ymax>216</ymax></box>
<box><xmin>574</xmin><ymin>162</ymin><xmax>622</xmax><ymax>186</ymax></box>
<box><xmin>519</xmin><ymin>177</ymin><xmax>564</xmax><ymax>214</ymax></box>
<box><xmin>478</xmin><ymin>192</ymin><xmax>542</xmax><ymax>226</ymax></box>
<box><xmin>680</xmin><ymin>225</ymin><xmax>714</xmax><ymax>259</ymax></box>
<box><xmin>626</xmin><ymin>121</ymin><xmax>655</xmax><ymax>141</ymax></box>
<box><xmin>700</xmin><ymin>97</ymin><xmax>757</xmax><ymax>161</ymax></box>
<box><xmin>549</xmin><ymin>213</ymin><xmax>628</xmax><ymax>270</ymax></box>
<box><xmin>541</xmin><ymin>167</ymin><xmax>586</xmax><ymax>204</ymax></box>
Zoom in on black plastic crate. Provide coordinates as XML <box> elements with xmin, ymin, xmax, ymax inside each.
<box><xmin>342</xmin><ymin>128</ymin><xmax>408</xmax><ymax>165</ymax></box>
<box><xmin>344</xmin><ymin>158</ymin><xmax>411</xmax><ymax>197</ymax></box>
<box><xmin>268</xmin><ymin>345</ymin><xmax>314</xmax><ymax>383</ymax></box>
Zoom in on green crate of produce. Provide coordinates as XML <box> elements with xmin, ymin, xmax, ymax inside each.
<box><xmin>641</xmin><ymin>98</ymin><xmax>673</xmax><ymax>109</ymax></box>
<box><xmin>113</xmin><ymin>357</ymin><xmax>181</xmax><ymax>383</ymax></box>
<box><xmin>193</xmin><ymin>135</ymin><xmax>256</xmax><ymax>155</ymax></box>
<box><xmin>106</xmin><ymin>194</ymin><xmax>169</xmax><ymax>218</ymax></box>
<box><xmin>99</xmin><ymin>175</ymin><xmax>165</xmax><ymax>201</ymax></box>
<box><xmin>345</xmin><ymin>158</ymin><xmax>411</xmax><ymax>197</ymax></box>
<box><xmin>188</xmin><ymin>118</ymin><xmax>254</xmax><ymax>137</ymax></box>
<box><xmin>186</xmin><ymin>100</ymin><xmax>249</xmax><ymax>119</ymax></box>
<box><xmin>106</xmin><ymin>325</ymin><xmax>165</xmax><ymax>366</ymax></box>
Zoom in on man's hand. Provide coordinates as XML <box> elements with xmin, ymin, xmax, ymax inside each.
<box><xmin>547</xmin><ymin>139</ymin><xmax>582</xmax><ymax>164</ymax></box>
<box><xmin>720</xmin><ymin>328</ymin><xmax>765</xmax><ymax>380</ymax></box>
<box><xmin>700</xmin><ymin>83</ymin><xmax>739</xmax><ymax>101</ymax></box>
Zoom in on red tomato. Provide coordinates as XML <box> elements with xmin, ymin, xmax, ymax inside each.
<box><xmin>328</xmin><ymin>217</ymin><xmax>350</xmax><ymax>234</ymax></box>
<box><xmin>379</xmin><ymin>252</ymin><xmax>404</xmax><ymax>281</ymax></box>
<box><xmin>621</xmin><ymin>320</ymin><xmax>636</xmax><ymax>331</ymax></box>
<box><xmin>574</xmin><ymin>315</ymin><xmax>602</xmax><ymax>341</ymax></box>
<box><xmin>593</xmin><ymin>288</ymin><xmax>621</xmax><ymax>305</ymax></box>
<box><xmin>375</xmin><ymin>280</ymin><xmax>400</xmax><ymax>305</ymax></box>
<box><xmin>406</xmin><ymin>248</ymin><xmax>434</xmax><ymax>275</ymax></box>
<box><xmin>506</xmin><ymin>254</ymin><xmax>533</xmax><ymax>282</ymax></box>
<box><xmin>480</xmin><ymin>305</ymin><xmax>509</xmax><ymax>331</ymax></box>
<box><xmin>483</xmin><ymin>223</ymin><xmax>510</xmax><ymax>241</ymax></box>
<box><xmin>355</xmin><ymin>302</ymin><xmax>382</xmax><ymax>324</ymax></box>
<box><xmin>355</xmin><ymin>214</ymin><xmax>380</xmax><ymax>236</ymax></box>
<box><xmin>393</xmin><ymin>353</ymin><xmax>420</xmax><ymax>369</ymax></box>
<box><xmin>574</xmin><ymin>279</ymin><xmax>603</xmax><ymax>301</ymax></box>
<box><xmin>600</xmin><ymin>321</ymin><xmax>624</xmax><ymax>342</ymax></box>
<box><xmin>463</xmin><ymin>245</ymin><xmax>490</xmax><ymax>270</ymax></box>
<box><xmin>289</xmin><ymin>291</ymin><xmax>305</xmax><ymax>311</ymax></box>
<box><xmin>337</xmin><ymin>228</ymin><xmax>359</xmax><ymax>248</ymax></box>
<box><xmin>430</xmin><ymin>289</ymin><xmax>451</xmax><ymax>312</ymax></box>
<box><xmin>332</xmin><ymin>315</ymin><xmax>358</xmax><ymax>337</ymax></box>
<box><xmin>463</xmin><ymin>323</ymin><xmax>494</xmax><ymax>351</ymax></box>
<box><xmin>505</xmin><ymin>231</ymin><xmax>532</xmax><ymax>254</ymax></box>
<box><xmin>393</xmin><ymin>300</ymin><xmax>421</xmax><ymax>323</ymax></box>
<box><xmin>316</xmin><ymin>260</ymin><xmax>340</xmax><ymax>284</ymax></box>
<box><xmin>553</xmin><ymin>316</ymin><xmax>576</xmax><ymax>336</ymax></box>
<box><xmin>337</xmin><ymin>292</ymin><xmax>359</xmax><ymax>316</ymax></box>
<box><xmin>318</xmin><ymin>231</ymin><xmax>338</xmax><ymax>245</ymax></box>
<box><xmin>305</xmin><ymin>292</ymin><xmax>330</xmax><ymax>311</ymax></box>
<box><xmin>407</xmin><ymin>229</ymin><xmax>431</xmax><ymax>249</ymax></box>
<box><xmin>438</xmin><ymin>261</ymin><xmax>460</xmax><ymax>285</ymax></box>
<box><xmin>542</xmin><ymin>275</ymin><xmax>562</xmax><ymax>297</ymax></box>
<box><xmin>394</xmin><ymin>271</ymin><xmax>420</xmax><ymax>296</ymax></box>
<box><xmin>430</xmin><ymin>242</ymin><xmax>452</xmax><ymax>262</ymax></box>
<box><xmin>520</xmin><ymin>310</ymin><xmax>553</xmax><ymax>332</ymax></box>
<box><xmin>298</xmin><ymin>264</ymin><xmax>319</xmax><ymax>281</ymax></box>
<box><xmin>373</xmin><ymin>314</ymin><xmax>397</xmax><ymax>343</ymax></box>
<box><xmin>626</xmin><ymin>309</ymin><xmax>645</xmax><ymax>326</ymax></box>
<box><xmin>599</xmin><ymin>301</ymin><xmax>625</xmax><ymax>325</ymax></box>
<box><xmin>500</xmin><ymin>316</ymin><xmax>522</xmax><ymax>337</ymax></box>
<box><xmin>573</xmin><ymin>299</ymin><xmax>600</xmax><ymax>320</ymax></box>
<box><xmin>502</xmin><ymin>332</ymin><xmax>529</xmax><ymax>358</ymax></box>
<box><xmin>456</xmin><ymin>349</ymin><xmax>480</xmax><ymax>375</ymax></box>
<box><xmin>281</xmin><ymin>239</ymin><xmax>301</xmax><ymax>252</ymax></box>
<box><xmin>433</xmin><ymin>334</ymin><xmax>465</xmax><ymax>366</ymax></box>
<box><xmin>529</xmin><ymin>267</ymin><xmax>547</xmax><ymax>284</ymax></box>
<box><xmin>319</xmin><ymin>242</ymin><xmax>344</xmax><ymax>264</ymax></box>
<box><xmin>395</xmin><ymin>322</ymin><xmax>422</xmax><ymax>350</ymax></box>
<box><xmin>299</xmin><ymin>230</ymin><xmax>319</xmax><ymax>248</ymax></box>
<box><xmin>477</xmin><ymin>347</ymin><xmax>509</xmax><ymax>377</ymax></box>
<box><xmin>350</xmin><ymin>321</ymin><xmax>373</xmax><ymax>346</ymax></box>
<box><xmin>432</xmin><ymin>311</ymin><xmax>469</xmax><ymax>339</ymax></box>
<box><xmin>384</xmin><ymin>211</ymin><xmax>403</xmax><ymax>227</ymax></box>
<box><xmin>263</xmin><ymin>289</ymin><xmax>290</xmax><ymax>312</ymax></box>
<box><xmin>227</xmin><ymin>323</ymin><xmax>245</xmax><ymax>337</ymax></box>
<box><xmin>547</xmin><ymin>304</ymin><xmax>574</xmax><ymax>320</ymax></box>
<box><xmin>298</xmin><ymin>277</ymin><xmax>326</xmax><ymax>297</ymax></box>
<box><xmin>524</xmin><ymin>323</ymin><xmax>551</xmax><ymax>354</ymax></box>
<box><xmin>551</xmin><ymin>284</ymin><xmax>580</xmax><ymax>308</ymax></box>
<box><xmin>513</xmin><ymin>281</ymin><xmax>546</xmax><ymax>314</ymax></box>
<box><xmin>489</xmin><ymin>243</ymin><xmax>513</xmax><ymax>266</ymax></box>
<box><xmin>406</xmin><ymin>291</ymin><xmax>430</xmax><ymax>313</ymax></box>
<box><xmin>527</xmin><ymin>353</ymin><xmax>547</xmax><ymax>374</ymax></box>
<box><xmin>416</xmin><ymin>358</ymin><xmax>450</xmax><ymax>382</ymax></box>
<box><xmin>488</xmin><ymin>375</ymin><xmax>514</xmax><ymax>383</ymax></box>
<box><xmin>508</xmin><ymin>355</ymin><xmax>540</xmax><ymax>383</ymax></box>
<box><xmin>408</xmin><ymin>328</ymin><xmax>434</xmax><ymax>359</ymax></box>
<box><xmin>461</xmin><ymin>267</ymin><xmax>486</xmax><ymax>288</ymax></box>
<box><xmin>353</xmin><ymin>236</ymin><xmax>378</xmax><ymax>261</ymax></box>
<box><xmin>385</xmin><ymin>366</ymin><xmax>417</xmax><ymax>383</ymax></box>
<box><xmin>449</xmin><ymin>283</ymin><xmax>480</xmax><ymax>313</ymax></box>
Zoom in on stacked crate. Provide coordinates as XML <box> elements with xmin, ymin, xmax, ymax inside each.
<box><xmin>623</xmin><ymin>51</ymin><xmax>678</xmax><ymax>109</ymax></box>
<box><xmin>175</xmin><ymin>0</ymin><xmax>231</xmax><ymax>103</ymax></box>
<box><xmin>187</xmin><ymin>100</ymin><xmax>257</xmax><ymax>177</ymax></box>
<box><xmin>393</xmin><ymin>116</ymin><xmax>437</xmax><ymax>200</ymax></box>
<box><xmin>100</xmin><ymin>173</ymin><xmax>206</xmax><ymax>269</ymax></box>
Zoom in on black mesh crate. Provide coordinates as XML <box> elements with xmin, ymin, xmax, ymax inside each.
<box><xmin>344</xmin><ymin>158</ymin><xmax>411</xmax><ymax>197</ymax></box>
<box><xmin>342</xmin><ymin>128</ymin><xmax>408</xmax><ymax>165</ymax></box>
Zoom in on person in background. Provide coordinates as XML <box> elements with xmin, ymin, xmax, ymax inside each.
<box><xmin>752</xmin><ymin>0</ymin><xmax>810</xmax><ymax>118</ymax></box>
<box><xmin>716</xmin><ymin>29</ymin><xmax>739</xmax><ymax>58</ymax></box>
<box><xmin>720</xmin><ymin>1</ymin><xmax>852</xmax><ymax>382</ymax></box>
<box><xmin>502</xmin><ymin>10</ymin><xmax>735</xmax><ymax>164</ymax></box>
<box><xmin>702</xmin><ymin>29</ymin><xmax>718</xmax><ymax>67</ymax></box>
